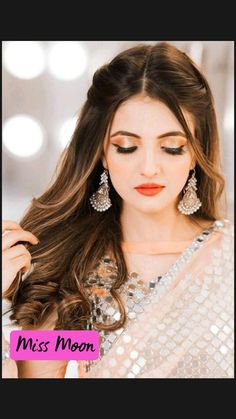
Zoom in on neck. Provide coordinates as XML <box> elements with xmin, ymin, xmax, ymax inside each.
<box><xmin>120</xmin><ymin>204</ymin><xmax>201</xmax><ymax>243</ymax></box>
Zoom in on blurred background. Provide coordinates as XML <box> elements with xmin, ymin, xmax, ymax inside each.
<box><xmin>2</xmin><ymin>41</ymin><xmax>234</xmax><ymax>222</ymax></box>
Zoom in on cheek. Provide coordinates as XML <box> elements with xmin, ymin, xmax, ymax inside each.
<box><xmin>106</xmin><ymin>152</ymin><xmax>132</xmax><ymax>177</ymax></box>
<box><xmin>162</xmin><ymin>154</ymin><xmax>192</xmax><ymax>193</ymax></box>
<box><xmin>105</xmin><ymin>153</ymin><xmax>132</xmax><ymax>195</ymax></box>
<box><xmin>167</xmin><ymin>159</ymin><xmax>190</xmax><ymax>176</ymax></box>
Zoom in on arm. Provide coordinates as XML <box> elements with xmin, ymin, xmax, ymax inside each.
<box><xmin>17</xmin><ymin>359</ymin><xmax>69</xmax><ymax>378</ymax></box>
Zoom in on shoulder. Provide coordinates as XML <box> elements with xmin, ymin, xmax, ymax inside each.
<box><xmin>213</xmin><ymin>219</ymin><xmax>234</xmax><ymax>247</ymax></box>
<box><xmin>208</xmin><ymin>219</ymin><xmax>234</xmax><ymax>277</ymax></box>
<box><xmin>195</xmin><ymin>218</ymin><xmax>234</xmax><ymax>272</ymax></box>
<box><xmin>207</xmin><ymin>219</ymin><xmax>234</xmax><ymax>257</ymax></box>
<box><xmin>212</xmin><ymin>218</ymin><xmax>234</xmax><ymax>240</ymax></box>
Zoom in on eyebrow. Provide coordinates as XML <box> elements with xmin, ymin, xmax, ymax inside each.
<box><xmin>110</xmin><ymin>130</ymin><xmax>187</xmax><ymax>139</ymax></box>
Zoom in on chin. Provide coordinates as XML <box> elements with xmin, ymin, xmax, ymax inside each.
<box><xmin>133</xmin><ymin>202</ymin><xmax>167</xmax><ymax>214</ymax></box>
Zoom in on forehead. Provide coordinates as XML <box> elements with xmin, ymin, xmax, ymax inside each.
<box><xmin>110</xmin><ymin>95</ymin><xmax>195</xmax><ymax>136</ymax></box>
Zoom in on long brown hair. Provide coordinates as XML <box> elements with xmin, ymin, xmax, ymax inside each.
<box><xmin>4</xmin><ymin>42</ymin><xmax>226</xmax><ymax>331</ymax></box>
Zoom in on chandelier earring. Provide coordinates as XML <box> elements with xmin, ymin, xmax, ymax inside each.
<box><xmin>89</xmin><ymin>169</ymin><xmax>112</xmax><ymax>212</ymax></box>
<box><xmin>178</xmin><ymin>168</ymin><xmax>202</xmax><ymax>215</ymax></box>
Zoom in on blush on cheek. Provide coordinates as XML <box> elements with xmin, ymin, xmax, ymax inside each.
<box><xmin>107</xmin><ymin>156</ymin><xmax>131</xmax><ymax>178</ymax></box>
<box><xmin>108</xmin><ymin>164</ymin><xmax>131</xmax><ymax>197</ymax></box>
<box><xmin>166</xmin><ymin>166</ymin><xmax>190</xmax><ymax>195</ymax></box>
<box><xmin>179</xmin><ymin>171</ymin><xmax>192</xmax><ymax>191</ymax></box>
<box><xmin>109</xmin><ymin>171</ymin><xmax>126</xmax><ymax>191</ymax></box>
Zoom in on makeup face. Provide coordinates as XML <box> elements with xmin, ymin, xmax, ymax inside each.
<box><xmin>102</xmin><ymin>94</ymin><xmax>196</xmax><ymax>214</ymax></box>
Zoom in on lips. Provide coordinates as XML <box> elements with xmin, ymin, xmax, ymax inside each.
<box><xmin>135</xmin><ymin>183</ymin><xmax>165</xmax><ymax>189</ymax></box>
<box><xmin>134</xmin><ymin>184</ymin><xmax>165</xmax><ymax>196</ymax></box>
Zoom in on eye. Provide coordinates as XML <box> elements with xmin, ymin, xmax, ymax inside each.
<box><xmin>113</xmin><ymin>145</ymin><xmax>137</xmax><ymax>154</ymax></box>
<box><xmin>162</xmin><ymin>146</ymin><xmax>185</xmax><ymax>155</ymax></box>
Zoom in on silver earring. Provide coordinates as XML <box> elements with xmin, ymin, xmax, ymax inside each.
<box><xmin>89</xmin><ymin>169</ymin><xmax>112</xmax><ymax>212</ymax></box>
<box><xmin>178</xmin><ymin>168</ymin><xmax>202</xmax><ymax>215</ymax></box>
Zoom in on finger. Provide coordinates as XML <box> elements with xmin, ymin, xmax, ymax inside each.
<box><xmin>2</xmin><ymin>220</ymin><xmax>23</xmax><ymax>234</ymax></box>
<box><xmin>13</xmin><ymin>254</ymin><xmax>31</xmax><ymax>274</ymax></box>
<box><xmin>2</xmin><ymin>230</ymin><xmax>39</xmax><ymax>252</ymax></box>
<box><xmin>4</xmin><ymin>244</ymin><xmax>32</xmax><ymax>260</ymax></box>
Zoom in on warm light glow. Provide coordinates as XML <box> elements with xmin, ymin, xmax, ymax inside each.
<box><xmin>223</xmin><ymin>107</ymin><xmax>234</xmax><ymax>132</ymax></box>
<box><xmin>59</xmin><ymin>116</ymin><xmax>78</xmax><ymax>149</ymax></box>
<box><xmin>47</xmin><ymin>42</ymin><xmax>88</xmax><ymax>80</ymax></box>
<box><xmin>3</xmin><ymin>115</ymin><xmax>44</xmax><ymax>158</ymax></box>
<box><xmin>3</xmin><ymin>41</ymin><xmax>46</xmax><ymax>79</ymax></box>
<box><xmin>189</xmin><ymin>41</ymin><xmax>203</xmax><ymax>67</ymax></box>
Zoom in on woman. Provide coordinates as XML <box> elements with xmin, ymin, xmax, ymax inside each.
<box><xmin>2</xmin><ymin>42</ymin><xmax>234</xmax><ymax>378</ymax></box>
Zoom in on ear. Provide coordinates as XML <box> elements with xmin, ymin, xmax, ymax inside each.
<box><xmin>190</xmin><ymin>156</ymin><xmax>196</xmax><ymax>171</ymax></box>
<box><xmin>101</xmin><ymin>154</ymin><xmax>108</xmax><ymax>170</ymax></box>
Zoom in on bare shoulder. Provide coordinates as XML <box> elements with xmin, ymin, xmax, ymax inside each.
<box><xmin>212</xmin><ymin>218</ymin><xmax>234</xmax><ymax>238</ymax></box>
<box><xmin>193</xmin><ymin>217</ymin><xmax>234</xmax><ymax>237</ymax></box>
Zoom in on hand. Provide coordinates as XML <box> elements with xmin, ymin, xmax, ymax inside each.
<box><xmin>2</xmin><ymin>220</ymin><xmax>39</xmax><ymax>295</ymax></box>
<box><xmin>2</xmin><ymin>333</ymin><xmax>18</xmax><ymax>378</ymax></box>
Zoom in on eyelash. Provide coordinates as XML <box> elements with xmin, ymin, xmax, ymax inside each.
<box><xmin>113</xmin><ymin>145</ymin><xmax>185</xmax><ymax>155</ymax></box>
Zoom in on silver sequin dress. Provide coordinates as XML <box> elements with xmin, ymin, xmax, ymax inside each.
<box><xmin>71</xmin><ymin>218</ymin><xmax>234</xmax><ymax>378</ymax></box>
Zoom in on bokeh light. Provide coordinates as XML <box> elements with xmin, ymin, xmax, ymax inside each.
<box><xmin>3</xmin><ymin>115</ymin><xmax>45</xmax><ymax>158</ymax></box>
<box><xmin>47</xmin><ymin>41</ymin><xmax>88</xmax><ymax>81</ymax></box>
<box><xmin>223</xmin><ymin>107</ymin><xmax>234</xmax><ymax>132</ymax></box>
<box><xmin>3</xmin><ymin>41</ymin><xmax>46</xmax><ymax>79</ymax></box>
<box><xmin>59</xmin><ymin>116</ymin><xmax>78</xmax><ymax>149</ymax></box>
<box><xmin>189</xmin><ymin>41</ymin><xmax>203</xmax><ymax>67</ymax></box>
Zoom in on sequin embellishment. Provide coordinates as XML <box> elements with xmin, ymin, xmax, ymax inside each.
<box><xmin>83</xmin><ymin>219</ymin><xmax>233</xmax><ymax>376</ymax></box>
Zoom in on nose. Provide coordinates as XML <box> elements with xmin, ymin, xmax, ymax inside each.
<box><xmin>140</xmin><ymin>149</ymin><xmax>161</xmax><ymax>177</ymax></box>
